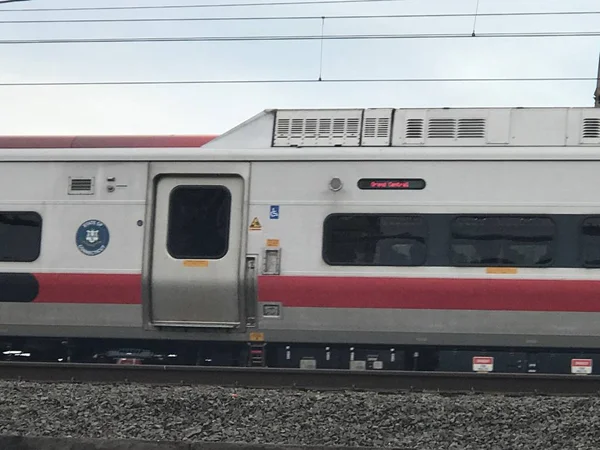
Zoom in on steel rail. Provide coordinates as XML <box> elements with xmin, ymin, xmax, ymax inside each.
<box><xmin>0</xmin><ymin>435</ymin><xmax>399</xmax><ymax>450</ymax></box>
<box><xmin>1</xmin><ymin>362</ymin><xmax>600</xmax><ymax>395</ymax></box>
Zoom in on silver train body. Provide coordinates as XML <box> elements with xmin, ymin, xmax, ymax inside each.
<box><xmin>1</xmin><ymin>106</ymin><xmax>600</xmax><ymax>372</ymax></box>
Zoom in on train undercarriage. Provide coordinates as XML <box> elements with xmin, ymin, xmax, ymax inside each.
<box><xmin>0</xmin><ymin>336</ymin><xmax>598</xmax><ymax>375</ymax></box>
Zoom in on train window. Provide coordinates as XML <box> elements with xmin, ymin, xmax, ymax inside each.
<box><xmin>0</xmin><ymin>212</ymin><xmax>42</xmax><ymax>262</ymax></box>
<box><xmin>167</xmin><ymin>186</ymin><xmax>231</xmax><ymax>259</ymax></box>
<box><xmin>450</xmin><ymin>216</ymin><xmax>555</xmax><ymax>267</ymax></box>
<box><xmin>322</xmin><ymin>214</ymin><xmax>427</xmax><ymax>266</ymax></box>
<box><xmin>581</xmin><ymin>217</ymin><xmax>600</xmax><ymax>267</ymax></box>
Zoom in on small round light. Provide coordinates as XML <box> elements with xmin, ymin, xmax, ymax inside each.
<box><xmin>329</xmin><ymin>177</ymin><xmax>343</xmax><ymax>192</ymax></box>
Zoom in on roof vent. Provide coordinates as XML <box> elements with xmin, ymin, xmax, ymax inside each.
<box><xmin>426</xmin><ymin>117</ymin><xmax>486</xmax><ymax>140</ymax></box>
<box><xmin>363</xmin><ymin>117</ymin><xmax>390</xmax><ymax>139</ymax></box>
<box><xmin>427</xmin><ymin>118</ymin><xmax>457</xmax><ymax>139</ymax></box>
<box><xmin>361</xmin><ymin>108</ymin><xmax>393</xmax><ymax>146</ymax></box>
<box><xmin>68</xmin><ymin>177</ymin><xmax>95</xmax><ymax>195</ymax></box>
<box><xmin>458</xmin><ymin>118</ymin><xmax>486</xmax><ymax>138</ymax></box>
<box><xmin>582</xmin><ymin>118</ymin><xmax>600</xmax><ymax>139</ymax></box>
<box><xmin>405</xmin><ymin>119</ymin><xmax>424</xmax><ymax>139</ymax></box>
<box><xmin>273</xmin><ymin>109</ymin><xmax>362</xmax><ymax>147</ymax></box>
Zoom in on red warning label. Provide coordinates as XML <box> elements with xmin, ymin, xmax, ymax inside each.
<box><xmin>571</xmin><ymin>358</ymin><xmax>592</xmax><ymax>374</ymax></box>
<box><xmin>472</xmin><ymin>356</ymin><xmax>494</xmax><ymax>372</ymax></box>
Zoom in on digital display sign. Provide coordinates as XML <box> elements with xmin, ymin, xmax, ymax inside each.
<box><xmin>357</xmin><ymin>178</ymin><xmax>426</xmax><ymax>190</ymax></box>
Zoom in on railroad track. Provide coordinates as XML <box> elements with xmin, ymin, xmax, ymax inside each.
<box><xmin>1</xmin><ymin>361</ymin><xmax>600</xmax><ymax>395</ymax></box>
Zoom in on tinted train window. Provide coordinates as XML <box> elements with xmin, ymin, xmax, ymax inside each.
<box><xmin>0</xmin><ymin>212</ymin><xmax>42</xmax><ymax>262</ymax></box>
<box><xmin>581</xmin><ymin>217</ymin><xmax>600</xmax><ymax>267</ymax></box>
<box><xmin>450</xmin><ymin>216</ymin><xmax>555</xmax><ymax>267</ymax></box>
<box><xmin>167</xmin><ymin>186</ymin><xmax>231</xmax><ymax>259</ymax></box>
<box><xmin>323</xmin><ymin>214</ymin><xmax>427</xmax><ymax>266</ymax></box>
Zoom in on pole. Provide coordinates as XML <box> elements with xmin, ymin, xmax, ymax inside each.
<box><xmin>595</xmin><ymin>53</ymin><xmax>600</xmax><ymax>107</ymax></box>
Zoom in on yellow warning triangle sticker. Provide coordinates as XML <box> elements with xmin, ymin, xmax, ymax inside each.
<box><xmin>249</xmin><ymin>217</ymin><xmax>262</xmax><ymax>230</ymax></box>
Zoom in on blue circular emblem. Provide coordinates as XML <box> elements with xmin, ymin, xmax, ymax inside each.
<box><xmin>76</xmin><ymin>219</ymin><xmax>110</xmax><ymax>256</ymax></box>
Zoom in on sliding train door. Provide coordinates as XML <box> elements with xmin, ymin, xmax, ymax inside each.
<box><xmin>146</xmin><ymin>163</ymin><xmax>250</xmax><ymax>329</ymax></box>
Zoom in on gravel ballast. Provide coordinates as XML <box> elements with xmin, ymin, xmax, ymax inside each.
<box><xmin>0</xmin><ymin>380</ymin><xmax>598</xmax><ymax>450</ymax></box>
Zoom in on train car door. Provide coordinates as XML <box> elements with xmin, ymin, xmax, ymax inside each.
<box><xmin>148</xmin><ymin>165</ymin><xmax>249</xmax><ymax>328</ymax></box>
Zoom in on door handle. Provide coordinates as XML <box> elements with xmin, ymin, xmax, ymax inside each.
<box><xmin>244</xmin><ymin>254</ymin><xmax>258</xmax><ymax>327</ymax></box>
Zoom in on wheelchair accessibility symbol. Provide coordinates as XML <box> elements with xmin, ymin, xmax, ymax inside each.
<box><xmin>269</xmin><ymin>205</ymin><xmax>279</xmax><ymax>219</ymax></box>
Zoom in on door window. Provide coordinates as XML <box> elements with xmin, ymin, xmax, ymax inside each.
<box><xmin>166</xmin><ymin>185</ymin><xmax>231</xmax><ymax>259</ymax></box>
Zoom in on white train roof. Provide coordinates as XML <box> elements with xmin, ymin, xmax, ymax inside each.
<box><xmin>203</xmin><ymin>106</ymin><xmax>600</xmax><ymax>149</ymax></box>
<box><xmin>0</xmin><ymin>107</ymin><xmax>599</xmax><ymax>161</ymax></box>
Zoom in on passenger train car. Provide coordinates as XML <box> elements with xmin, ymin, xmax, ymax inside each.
<box><xmin>2</xmin><ymin>106</ymin><xmax>600</xmax><ymax>374</ymax></box>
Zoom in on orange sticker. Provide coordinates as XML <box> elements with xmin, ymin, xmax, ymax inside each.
<box><xmin>266</xmin><ymin>239</ymin><xmax>280</xmax><ymax>247</ymax></box>
<box><xmin>183</xmin><ymin>260</ymin><xmax>209</xmax><ymax>267</ymax></box>
<box><xmin>249</xmin><ymin>332</ymin><xmax>265</xmax><ymax>342</ymax></box>
<box><xmin>486</xmin><ymin>267</ymin><xmax>517</xmax><ymax>274</ymax></box>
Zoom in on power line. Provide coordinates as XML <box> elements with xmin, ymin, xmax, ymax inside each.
<box><xmin>2</xmin><ymin>10</ymin><xmax>599</xmax><ymax>25</ymax></box>
<box><xmin>0</xmin><ymin>0</ymin><xmax>407</xmax><ymax>12</ymax></box>
<box><xmin>1</xmin><ymin>31</ymin><xmax>599</xmax><ymax>45</ymax></box>
<box><xmin>0</xmin><ymin>77</ymin><xmax>596</xmax><ymax>87</ymax></box>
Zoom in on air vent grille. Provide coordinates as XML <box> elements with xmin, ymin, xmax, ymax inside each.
<box><xmin>426</xmin><ymin>117</ymin><xmax>486</xmax><ymax>140</ymax></box>
<box><xmin>363</xmin><ymin>117</ymin><xmax>390</xmax><ymax>138</ymax></box>
<box><xmin>276</xmin><ymin>117</ymin><xmax>362</xmax><ymax>140</ymax></box>
<box><xmin>428</xmin><ymin>118</ymin><xmax>456</xmax><ymax>138</ymax></box>
<box><xmin>458</xmin><ymin>118</ymin><xmax>486</xmax><ymax>138</ymax></box>
<box><xmin>583</xmin><ymin>118</ymin><xmax>600</xmax><ymax>139</ymax></box>
<box><xmin>405</xmin><ymin>119</ymin><xmax>424</xmax><ymax>139</ymax></box>
<box><xmin>275</xmin><ymin>109</ymin><xmax>493</xmax><ymax>146</ymax></box>
<box><xmin>361</xmin><ymin>109</ymin><xmax>393</xmax><ymax>146</ymax></box>
<box><xmin>68</xmin><ymin>177</ymin><xmax>95</xmax><ymax>195</ymax></box>
<box><xmin>274</xmin><ymin>111</ymin><xmax>362</xmax><ymax>146</ymax></box>
<box><xmin>275</xmin><ymin>118</ymin><xmax>291</xmax><ymax>138</ymax></box>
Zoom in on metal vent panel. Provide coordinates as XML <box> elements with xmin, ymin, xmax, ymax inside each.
<box><xmin>273</xmin><ymin>109</ymin><xmax>362</xmax><ymax>147</ymax></box>
<box><xmin>582</xmin><ymin>118</ymin><xmax>600</xmax><ymax>140</ymax></box>
<box><xmin>361</xmin><ymin>108</ymin><xmax>393</xmax><ymax>146</ymax></box>
<box><xmin>268</xmin><ymin>107</ymin><xmax>600</xmax><ymax>147</ymax></box>
<box><xmin>427</xmin><ymin>118</ymin><xmax>457</xmax><ymax>139</ymax></box>
<box><xmin>390</xmin><ymin>110</ymin><xmax>427</xmax><ymax>145</ymax></box>
<box><xmin>406</xmin><ymin>119</ymin><xmax>424</xmax><ymax>139</ymax></box>
<box><xmin>458</xmin><ymin>118</ymin><xmax>486</xmax><ymax>138</ymax></box>
<box><xmin>68</xmin><ymin>177</ymin><xmax>95</xmax><ymax>195</ymax></box>
<box><xmin>425</xmin><ymin>117</ymin><xmax>487</xmax><ymax>140</ymax></box>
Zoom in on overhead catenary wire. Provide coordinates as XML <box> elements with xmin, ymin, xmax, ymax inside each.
<box><xmin>1</xmin><ymin>31</ymin><xmax>599</xmax><ymax>45</ymax></box>
<box><xmin>0</xmin><ymin>77</ymin><xmax>596</xmax><ymax>87</ymax></box>
<box><xmin>0</xmin><ymin>0</ymin><xmax>409</xmax><ymax>12</ymax></box>
<box><xmin>1</xmin><ymin>2</ymin><xmax>595</xmax><ymax>97</ymax></box>
<box><xmin>1</xmin><ymin>10</ymin><xmax>600</xmax><ymax>24</ymax></box>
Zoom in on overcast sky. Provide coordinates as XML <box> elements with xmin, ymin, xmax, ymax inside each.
<box><xmin>0</xmin><ymin>0</ymin><xmax>598</xmax><ymax>135</ymax></box>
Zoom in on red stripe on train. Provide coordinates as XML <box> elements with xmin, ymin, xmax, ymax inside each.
<box><xmin>34</xmin><ymin>273</ymin><xmax>141</xmax><ymax>304</ymax></box>
<box><xmin>257</xmin><ymin>276</ymin><xmax>600</xmax><ymax>312</ymax></box>
<box><xmin>28</xmin><ymin>273</ymin><xmax>600</xmax><ymax>312</ymax></box>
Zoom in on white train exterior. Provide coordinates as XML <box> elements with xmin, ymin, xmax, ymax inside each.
<box><xmin>1</xmin><ymin>106</ymin><xmax>600</xmax><ymax>373</ymax></box>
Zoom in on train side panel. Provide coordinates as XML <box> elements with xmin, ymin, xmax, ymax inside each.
<box><xmin>248</xmin><ymin>159</ymin><xmax>600</xmax><ymax>348</ymax></box>
<box><xmin>4</xmin><ymin>153</ymin><xmax>600</xmax><ymax>352</ymax></box>
<box><xmin>0</xmin><ymin>161</ymin><xmax>147</xmax><ymax>336</ymax></box>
